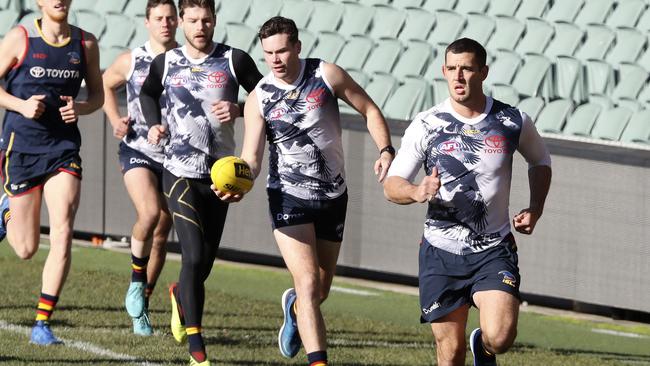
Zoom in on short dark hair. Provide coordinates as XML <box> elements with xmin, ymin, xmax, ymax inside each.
<box><xmin>177</xmin><ymin>0</ymin><xmax>215</xmax><ymax>18</ymax></box>
<box><xmin>445</xmin><ymin>38</ymin><xmax>487</xmax><ymax>68</ymax></box>
<box><xmin>145</xmin><ymin>0</ymin><xmax>177</xmax><ymax>19</ymax></box>
<box><xmin>258</xmin><ymin>16</ymin><xmax>299</xmax><ymax>44</ymax></box>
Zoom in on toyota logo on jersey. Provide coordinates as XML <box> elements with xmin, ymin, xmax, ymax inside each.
<box><xmin>485</xmin><ymin>135</ymin><xmax>508</xmax><ymax>154</ymax></box>
<box><xmin>29</xmin><ymin>66</ymin><xmax>46</xmax><ymax>78</ymax></box>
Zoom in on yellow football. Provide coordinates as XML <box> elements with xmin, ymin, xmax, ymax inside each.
<box><xmin>210</xmin><ymin>156</ymin><xmax>254</xmax><ymax>194</ymax></box>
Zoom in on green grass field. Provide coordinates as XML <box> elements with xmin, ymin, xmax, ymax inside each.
<box><xmin>1</xmin><ymin>242</ymin><xmax>649</xmax><ymax>365</ymax></box>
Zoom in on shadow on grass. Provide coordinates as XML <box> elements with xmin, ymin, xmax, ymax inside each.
<box><xmin>513</xmin><ymin>342</ymin><xmax>650</xmax><ymax>363</ymax></box>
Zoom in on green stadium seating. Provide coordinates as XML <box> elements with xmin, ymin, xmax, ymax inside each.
<box><xmin>605</xmin><ymin>27</ymin><xmax>647</xmax><ymax>65</ymax></box>
<box><xmin>336</xmin><ymin>35</ymin><xmax>374</xmax><ymax>70</ymax></box>
<box><xmin>512</xmin><ymin>54</ymin><xmax>553</xmax><ymax>99</ymax></box>
<box><xmin>574</xmin><ymin>0</ymin><xmax>615</xmax><ymax>28</ymax></box>
<box><xmin>358</xmin><ymin>0</ymin><xmax>390</xmax><ymax>5</ymax></box>
<box><xmin>280</xmin><ymin>0</ymin><xmax>314</xmax><ymax>29</ymax></box>
<box><xmin>74</xmin><ymin>10</ymin><xmax>105</xmax><ymax>38</ymax></box>
<box><xmin>485</xmin><ymin>15</ymin><xmax>525</xmax><ymax>53</ymax></box>
<box><xmin>175</xmin><ymin>25</ymin><xmax>184</xmax><ymax>45</ymax></box>
<box><xmin>517</xmin><ymin>97</ymin><xmax>545</xmax><ymax>120</ymax></box>
<box><xmin>544</xmin><ymin>21</ymin><xmax>584</xmax><ymax>59</ymax></box>
<box><xmin>516</xmin><ymin>17</ymin><xmax>554</xmax><ymax>55</ymax></box>
<box><xmin>620</xmin><ymin>109</ymin><xmax>650</xmax><ymax>143</ymax></box>
<box><xmin>99</xmin><ymin>45</ymin><xmax>127</xmax><ymax>70</ymax></box>
<box><xmin>214</xmin><ymin>22</ymin><xmax>226</xmax><ymax>44</ymax></box>
<box><xmin>128</xmin><ymin>16</ymin><xmax>147</xmax><ymax>49</ymax></box>
<box><xmin>347</xmin><ymin>68</ymin><xmax>370</xmax><ymax>87</ymax></box>
<box><xmin>611</xmin><ymin>62</ymin><xmax>648</xmax><ymax>101</ymax></box>
<box><xmin>225</xmin><ymin>22</ymin><xmax>257</xmax><ymax>53</ymax></box>
<box><xmin>460</xmin><ymin>13</ymin><xmax>495</xmax><ymax>46</ymax></box>
<box><xmin>575</xmin><ymin>24</ymin><xmax>615</xmax><ymax>61</ymax></box>
<box><xmin>490</xmin><ymin>83</ymin><xmax>520</xmax><ymax>106</ymax></box>
<box><xmin>309</xmin><ymin>31</ymin><xmax>345</xmax><ymax>62</ymax></box>
<box><xmin>424</xmin><ymin>43</ymin><xmax>448</xmax><ymax>80</ymax></box>
<box><xmin>101</xmin><ymin>13</ymin><xmax>135</xmax><ymax>48</ymax></box>
<box><xmin>585</xmin><ymin>59</ymin><xmax>615</xmax><ymax>95</ymax></box>
<box><xmin>383</xmin><ymin>76</ymin><xmax>432</xmax><ymax>120</ymax></box>
<box><xmin>124</xmin><ymin>0</ymin><xmax>146</xmax><ymax>18</ymax></box>
<box><xmin>484</xmin><ymin>50</ymin><xmax>522</xmax><ymax>87</ymax></box>
<box><xmin>590</xmin><ymin>107</ymin><xmax>633</xmax><ymax>140</ymax></box>
<box><xmin>369</xmin><ymin>5</ymin><xmax>407</xmax><ymax>40</ymax></box>
<box><xmin>71</xmin><ymin>0</ymin><xmax>95</xmax><ymax>12</ymax></box>
<box><xmin>219</xmin><ymin>0</ymin><xmax>250</xmax><ymax>23</ymax></box>
<box><xmin>392</xmin><ymin>0</ymin><xmax>425</xmax><ymax>9</ymax></box>
<box><xmin>514</xmin><ymin>0</ymin><xmax>550</xmax><ymax>20</ymax></box>
<box><xmin>454</xmin><ymin>0</ymin><xmax>489</xmax><ymax>14</ymax></box>
<box><xmin>307</xmin><ymin>1</ymin><xmax>344</xmax><ymax>33</ymax></box>
<box><xmin>297</xmin><ymin>28</ymin><xmax>317</xmax><ymax>55</ymax></box>
<box><xmin>363</xmin><ymin>37</ymin><xmax>402</xmax><ymax>74</ymax></box>
<box><xmin>246</xmin><ymin>0</ymin><xmax>282</xmax><ymax>27</ymax></box>
<box><xmin>554</xmin><ymin>55</ymin><xmax>586</xmax><ymax>102</ymax></box>
<box><xmin>545</xmin><ymin>0</ymin><xmax>584</xmax><ymax>23</ymax></box>
<box><xmin>588</xmin><ymin>93</ymin><xmax>615</xmax><ymax>110</ymax></box>
<box><xmin>21</xmin><ymin>0</ymin><xmax>39</xmax><ymax>13</ymax></box>
<box><xmin>635</xmin><ymin>6</ymin><xmax>650</xmax><ymax>32</ymax></box>
<box><xmin>428</xmin><ymin>9</ymin><xmax>465</xmax><ymax>45</ymax></box>
<box><xmin>488</xmin><ymin>0</ymin><xmax>521</xmax><ymax>17</ymax></box>
<box><xmin>399</xmin><ymin>7</ymin><xmax>435</xmax><ymax>42</ymax></box>
<box><xmin>615</xmin><ymin>98</ymin><xmax>644</xmax><ymax>112</ymax></box>
<box><xmin>606</xmin><ymin>0</ymin><xmax>646</xmax><ymax>28</ymax></box>
<box><xmin>422</xmin><ymin>0</ymin><xmax>457</xmax><ymax>13</ymax></box>
<box><xmin>431</xmin><ymin>77</ymin><xmax>449</xmax><ymax>104</ymax></box>
<box><xmin>365</xmin><ymin>72</ymin><xmax>398</xmax><ymax>108</ymax></box>
<box><xmin>0</xmin><ymin>8</ymin><xmax>19</xmax><ymax>37</ymax></box>
<box><xmin>535</xmin><ymin>98</ymin><xmax>574</xmax><ymax>133</ymax></box>
<box><xmin>95</xmin><ymin>0</ymin><xmax>128</xmax><ymax>14</ymax></box>
<box><xmin>338</xmin><ymin>2</ymin><xmax>375</xmax><ymax>37</ymax></box>
<box><xmin>392</xmin><ymin>40</ymin><xmax>432</xmax><ymax>80</ymax></box>
<box><xmin>563</xmin><ymin>102</ymin><xmax>601</xmax><ymax>136</ymax></box>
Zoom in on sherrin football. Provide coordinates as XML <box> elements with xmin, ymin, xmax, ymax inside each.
<box><xmin>210</xmin><ymin>156</ymin><xmax>254</xmax><ymax>195</ymax></box>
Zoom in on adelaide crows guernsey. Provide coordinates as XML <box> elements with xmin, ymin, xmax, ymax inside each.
<box><xmin>124</xmin><ymin>42</ymin><xmax>164</xmax><ymax>163</ymax></box>
<box><xmin>388</xmin><ymin>97</ymin><xmax>551</xmax><ymax>255</ymax></box>
<box><xmin>255</xmin><ymin>58</ymin><xmax>345</xmax><ymax>201</ymax></box>
<box><xmin>1</xmin><ymin>19</ymin><xmax>86</xmax><ymax>153</ymax></box>
<box><xmin>161</xmin><ymin>44</ymin><xmax>239</xmax><ymax>178</ymax></box>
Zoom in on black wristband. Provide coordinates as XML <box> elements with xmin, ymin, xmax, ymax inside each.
<box><xmin>380</xmin><ymin>145</ymin><xmax>395</xmax><ymax>156</ymax></box>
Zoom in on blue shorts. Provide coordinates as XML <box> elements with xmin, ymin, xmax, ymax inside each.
<box><xmin>418</xmin><ymin>234</ymin><xmax>521</xmax><ymax>323</ymax></box>
<box><xmin>0</xmin><ymin>149</ymin><xmax>82</xmax><ymax>197</ymax></box>
<box><xmin>118</xmin><ymin>142</ymin><xmax>163</xmax><ymax>190</ymax></box>
<box><xmin>267</xmin><ymin>188</ymin><xmax>348</xmax><ymax>242</ymax></box>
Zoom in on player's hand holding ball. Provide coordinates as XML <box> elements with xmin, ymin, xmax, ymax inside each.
<box><xmin>211</xmin><ymin>156</ymin><xmax>254</xmax><ymax>203</ymax></box>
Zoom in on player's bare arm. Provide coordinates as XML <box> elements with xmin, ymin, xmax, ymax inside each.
<box><xmin>384</xmin><ymin>168</ymin><xmax>441</xmax><ymax>204</ymax></box>
<box><xmin>59</xmin><ymin>32</ymin><xmax>103</xmax><ymax>123</ymax></box>
<box><xmin>0</xmin><ymin>27</ymin><xmax>46</xmax><ymax>119</ymax></box>
<box><xmin>102</xmin><ymin>51</ymin><xmax>132</xmax><ymax>138</ymax></box>
<box><xmin>323</xmin><ymin>62</ymin><xmax>393</xmax><ymax>182</ymax></box>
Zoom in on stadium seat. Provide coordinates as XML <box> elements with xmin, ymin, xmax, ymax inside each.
<box><xmin>362</xmin><ymin>37</ymin><xmax>403</xmax><ymax>75</ymax></box>
<box><xmin>383</xmin><ymin>76</ymin><xmax>432</xmax><ymax>120</ymax></box>
<box><xmin>562</xmin><ymin>102</ymin><xmax>601</xmax><ymax>136</ymax></box>
<box><xmin>297</xmin><ymin>28</ymin><xmax>317</xmax><ymax>56</ymax></box>
<box><xmin>175</xmin><ymin>26</ymin><xmax>185</xmax><ymax>45</ymax></box>
<box><xmin>535</xmin><ymin>98</ymin><xmax>574</xmax><ymax>133</ymax></box>
<box><xmin>516</xmin><ymin>17</ymin><xmax>554</xmax><ymax>55</ymax></box>
<box><xmin>19</xmin><ymin>10</ymin><xmax>38</xmax><ymax>26</ymax></box>
<box><xmin>399</xmin><ymin>7</ymin><xmax>435</xmax><ymax>42</ymax></box>
<box><xmin>431</xmin><ymin>77</ymin><xmax>449</xmax><ymax>104</ymax></box>
<box><xmin>428</xmin><ymin>9</ymin><xmax>465</xmax><ymax>46</ymax></box>
<box><xmin>422</xmin><ymin>0</ymin><xmax>457</xmax><ymax>13</ymax></box>
<box><xmin>487</xmin><ymin>0</ymin><xmax>521</xmax><ymax>17</ymax></box>
<box><xmin>336</xmin><ymin>35</ymin><xmax>374</xmax><ymax>70</ymax></box>
<box><xmin>309</xmin><ymin>31</ymin><xmax>346</xmax><ymax>62</ymax></box>
<box><xmin>460</xmin><ymin>13</ymin><xmax>495</xmax><ymax>46</ymax></box>
<box><xmin>71</xmin><ymin>0</ymin><xmax>95</xmax><ymax>12</ymax></box>
<box><xmin>584</xmin><ymin>59</ymin><xmax>615</xmax><ymax>95</ymax></box>
<box><xmin>100</xmin><ymin>45</ymin><xmax>128</xmax><ymax>70</ymax></box>
<box><xmin>454</xmin><ymin>0</ymin><xmax>490</xmax><ymax>14</ymax></box>
<box><xmin>338</xmin><ymin>2</ymin><xmax>375</xmax><ymax>38</ymax></box>
<box><xmin>214</xmin><ymin>22</ymin><xmax>226</xmax><ymax>44</ymax></box>
<box><xmin>512</xmin><ymin>54</ymin><xmax>553</xmax><ymax>99</ymax></box>
<box><xmin>517</xmin><ymin>97</ymin><xmax>545</xmax><ymax>120</ymax></box>
<box><xmin>128</xmin><ymin>16</ymin><xmax>147</xmax><ymax>49</ymax></box>
<box><xmin>589</xmin><ymin>107</ymin><xmax>633</xmax><ymax>141</ymax></box>
<box><xmin>554</xmin><ymin>55</ymin><xmax>587</xmax><ymax>103</ymax></box>
<box><xmin>307</xmin><ymin>1</ymin><xmax>344</xmax><ymax>33</ymax></box>
<box><xmin>95</xmin><ymin>0</ymin><xmax>128</xmax><ymax>14</ymax></box>
<box><xmin>620</xmin><ymin>109</ymin><xmax>650</xmax><ymax>143</ymax></box>
<box><xmin>605</xmin><ymin>27</ymin><xmax>647</xmax><ymax>65</ymax></box>
<box><xmin>0</xmin><ymin>8</ymin><xmax>19</xmax><ymax>37</ymax></box>
<box><xmin>574</xmin><ymin>24</ymin><xmax>615</xmax><ymax>61</ymax></box>
<box><xmin>369</xmin><ymin>5</ymin><xmax>407</xmax><ymax>40</ymax></box>
<box><xmin>280</xmin><ymin>0</ymin><xmax>314</xmax><ymax>29</ymax></box>
<box><xmin>392</xmin><ymin>40</ymin><xmax>432</xmax><ymax>80</ymax></box>
<box><xmin>218</xmin><ymin>0</ymin><xmax>250</xmax><ymax>23</ymax></box>
<box><xmin>636</xmin><ymin>6</ymin><xmax>650</xmax><ymax>32</ymax></box>
<box><xmin>611</xmin><ymin>62</ymin><xmax>648</xmax><ymax>101</ymax></box>
<box><xmin>588</xmin><ymin>93</ymin><xmax>615</xmax><ymax>110</ymax></box>
<box><xmin>124</xmin><ymin>0</ymin><xmax>146</xmax><ymax>18</ymax></box>
<box><xmin>484</xmin><ymin>50</ymin><xmax>522</xmax><ymax>87</ymax></box>
<box><xmin>358</xmin><ymin>0</ymin><xmax>389</xmax><ymax>5</ymax></box>
<box><xmin>74</xmin><ymin>10</ymin><xmax>105</xmax><ymax>39</ymax></box>
<box><xmin>101</xmin><ymin>13</ymin><xmax>136</xmax><ymax>48</ymax></box>
<box><xmin>544</xmin><ymin>0</ymin><xmax>584</xmax><ymax>23</ymax></box>
<box><xmin>225</xmin><ymin>22</ymin><xmax>257</xmax><ymax>53</ymax></box>
<box><xmin>514</xmin><ymin>0</ymin><xmax>551</xmax><ymax>20</ymax></box>
<box><xmin>424</xmin><ymin>43</ymin><xmax>448</xmax><ymax>80</ymax></box>
<box><xmin>21</xmin><ymin>0</ymin><xmax>39</xmax><ymax>13</ymax></box>
<box><xmin>364</xmin><ymin>72</ymin><xmax>398</xmax><ymax>108</ymax></box>
<box><xmin>574</xmin><ymin>0</ymin><xmax>615</xmax><ymax>28</ymax></box>
<box><xmin>490</xmin><ymin>83</ymin><xmax>520</xmax><ymax>106</ymax></box>
<box><xmin>606</xmin><ymin>0</ymin><xmax>646</xmax><ymax>28</ymax></box>
<box><xmin>485</xmin><ymin>15</ymin><xmax>525</xmax><ymax>53</ymax></box>
<box><xmin>246</xmin><ymin>0</ymin><xmax>282</xmax><ymax>27</ymax></box>
<box><xmin>615</xmin><ymin>98</ymin><xmax>644</xmax><ymax>112</ymax></box>
<box><xmin>392</xmin><ymin>0</ymin><xmax>425</xmax><ymax>8</ymax></box>
<box><xmin>544</xmin><ymin>21</ymin><xmax>584</xmax><ymax>59</ymax></box>
<box><xmin>347</xmin><ymin>68</ymin><xmax>370</xmax><ymax>87</ymax></box>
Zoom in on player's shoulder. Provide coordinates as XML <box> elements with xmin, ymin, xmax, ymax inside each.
<box><xmin>412</xmin><ymin>100</ymin><xmax>451</xmax><ymax>128</ymax></box>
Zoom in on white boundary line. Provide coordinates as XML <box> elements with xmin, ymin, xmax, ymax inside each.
<box><xmin>330</xmin><ymin>286</ymin><xmax>379</xmax><ymax>297</ymax></box>
<box><xmin>591</xmin><ymin>328</ymin><xmax>649</xmax><ymax>339</ymax></box>
<box><xmin>0</xmin><ymin>320</ymin><xmax>163</xmax><ymax>366</ymax></box>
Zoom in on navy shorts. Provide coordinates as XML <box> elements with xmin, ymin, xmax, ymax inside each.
<box><xmin>267</xmin><ymin>188</ymin><xmax>348</xmax><ymax>242</ymax></box>
<box><xmin>118</xmin><ymin>142</ymin><xmax>163</xmax><ymax>189</ymax></box>
<box><xmin>0</xmin><ymin>149</ymin><xmax>82</xmax><ymax>196</ymax></box>
<box><xmin>418</xmin><ymin>234</ymin><xmax>521</xmax><ymax>323</ymax></box>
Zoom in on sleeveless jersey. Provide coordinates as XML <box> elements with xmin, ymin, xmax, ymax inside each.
<box><xmin>255</xmin><ymin>58</ymin><xmax>345</xmax><ymax>200</ymax></box>
<box><xmin>391</xmin><ymin>98</ymin><xmax>526</xmax><ymax>255</ymax></box>
<box><xmin>1</xmin><ymin>19</ymin><xmax>86</xmax><ymax>153</ymax></box>
<box><xmin>124</xmin><ymin>42</ymin><xmax>164</xmax><ymax>163</ymax></box>
<box><xmin>161</xmin><ymin>44</ymin><xmax>240</xmax><ymax>178</ymax></box>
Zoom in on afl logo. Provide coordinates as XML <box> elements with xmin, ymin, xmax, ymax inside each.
<box><xmin>30</xmin><ymin>66</ymin><xmax>46</xmax><ymax>78</ymax></box>
<box><xmin>485</xmin><ymin>135</ymin><xmax>507</xmax><ymax>148</ymax></box>
<box><xmin>170</xmin><ymin>75</ymin><xmax>186</xmax><ymax>87</ymax></box>
<box><xmin>270</xmin><ymin>108</ymin><xmax>287</xmax><ymax>119</ymax></box>
<box><xmin>437</xmin><ymin>140</ymin><xmax>461</xmax><ymax>153</ymax></box>
<box><xmin>208</xmin><ymin>71</ymin><xmax>227</xmax><ymax>84</ymax></box>
<box><xmin>306</xmin><ymin>88</ymin><xmax>326</xmax><ymax>104</ymax></box>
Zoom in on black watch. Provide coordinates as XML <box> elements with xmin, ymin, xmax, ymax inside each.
<box><xmin>379</xmin><ymin>145</ymin><xmax>395</xmax><ymax>156</ymax></box>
